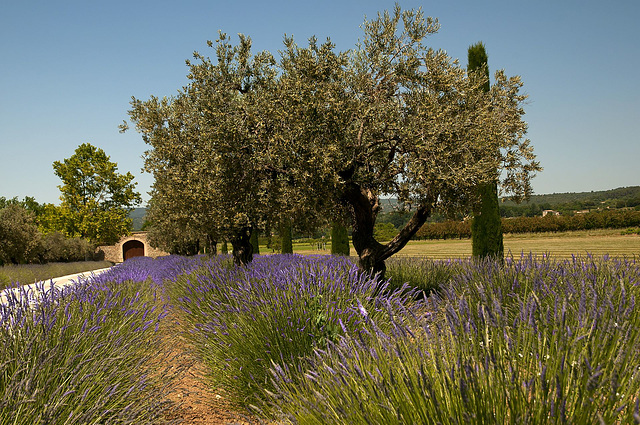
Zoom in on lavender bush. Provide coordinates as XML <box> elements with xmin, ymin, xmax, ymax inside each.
<box><xmin>91</xmin><ymin>255</ymin><xmax>206</xmax><ymax>287</ymax></box>
<box><xmin>168</xmin><ymin>254</ymin><xmax>421</xmax><ymax>413</ymax></box>
<box><xmin>385</xmin><ymin>256</ymin><xmax>463</xmax><ymax>297</ymax></box>
<box><xmin>0</xmin><ymin>256</ymin><xmax>192</xmax><ymax>425</ymax></box>
<box><xmin>269</xmin><ymin>255</ymin><xmax>640</xmax><ymax>424</ymax></box>
<box><xmin>6</xmin><ymin>251</ymin><xmax>637</xmax><ymax>423</ymax></box>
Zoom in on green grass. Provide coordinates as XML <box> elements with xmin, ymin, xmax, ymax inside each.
<box><xmin>0</xmin><ymin>261</ymin><xmax>113</xmax><ymax>290</ymax></box>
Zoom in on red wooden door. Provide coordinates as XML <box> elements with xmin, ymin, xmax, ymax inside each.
<box><xmin>123</xmin><ymin>240</ymin><xmax>145</xmax><ymax>261</ymax></box>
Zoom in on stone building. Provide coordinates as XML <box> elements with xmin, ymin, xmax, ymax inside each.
<box><xmin>542</xmin><ymin>209</ymin><xmax>560</xmax><ymax>217</ymax></box>
<box><xmin>96</xmin><ymin>232</ymin><xmax>168</xmax><ymax>263</ymax></box>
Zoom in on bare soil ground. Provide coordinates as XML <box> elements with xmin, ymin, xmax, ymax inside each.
<box><xmin>158</xmin><ymin>311</ymin><xmax>266</xmax><ymax>425</ymax></box>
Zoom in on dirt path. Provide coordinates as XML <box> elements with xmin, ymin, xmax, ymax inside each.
<box><xmin>159</xmin><ymin>310</ymin><xmax>264</xmax><ymax>425</ymax></box>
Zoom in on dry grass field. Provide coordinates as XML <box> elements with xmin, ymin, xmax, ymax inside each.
<box><xmin>288</xmin><ymin>229</ymin><xmax>640</xmax><ymax>260</ymax></box>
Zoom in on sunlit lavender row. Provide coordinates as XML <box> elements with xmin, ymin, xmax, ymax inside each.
<box><xmin>2</xmin><ymin>253</ymin><xmax>639</xmax><ymax>423</ymax></box>
<box><xmin>0</xmin><ymin>257</ymin><xmax>189</xmax><ymax>425</ymax></box>
<box><xmin>268</xmin><ymin>254</ymin><xmax>640</xmax><ymax>423</ymax></box>
<box><xmin>167</xmin><ymin>254</ymin><xmax>423</xmax><ymax>409</ymax></box>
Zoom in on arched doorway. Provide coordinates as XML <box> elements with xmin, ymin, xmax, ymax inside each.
<box><xmin>123</xmin><ymin>240</ymin><xmax>145</xmax><ymax>261</ymax></box>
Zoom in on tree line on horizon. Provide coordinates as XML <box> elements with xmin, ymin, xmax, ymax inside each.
<box><xmin>414</xmin><ymin>209</ymin><xmax>640</xmax><ymax>240</ymax></box>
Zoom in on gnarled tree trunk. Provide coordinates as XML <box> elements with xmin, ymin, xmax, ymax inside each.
<box><xmin>343</xmin><ymin>182</ymin><xmax>432</xmax><ymax>280</ymax></box>
<box><xmin>230</xmin><ymin>226</ymin><xmax>254</xmax><ymax>266</ymax></box>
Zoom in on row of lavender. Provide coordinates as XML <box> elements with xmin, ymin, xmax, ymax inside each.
<box><xmin>2</xmin><ymin>253</ymin><xmax>640</xmax><ymax>423</ymax></box>
<box><xmin>0</xmin><ymin>256</ymin><xmax>201</xmax><ymax>425</ymax></box>
<box><xmin>170</xmin><ymin>254</ymin><xmax>640</xmax><ymax>423</ymax></box>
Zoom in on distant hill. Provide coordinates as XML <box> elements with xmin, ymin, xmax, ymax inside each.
<box><xmin>500</xmin><ymin>186</ymin><xmax>640</xmax><ymax>207</ymax></box>
<box><xmin>379</xmin><ymin>186</ymin><xmax>640</xmax><ymax>219</ymax></box>
<box><xmin>128</xmin><ymin>208</ymin><xmax>147</xmax><ymax>231</ymax></box>
<box><xmin>381</xmin><ymin>187</ymin><xmax>640</xmax><ymax>208</ymax></box>
<box><xmin>498</xmin><ymin>186</ymin><xmax>640</xmax><ymax>217</ymax></box>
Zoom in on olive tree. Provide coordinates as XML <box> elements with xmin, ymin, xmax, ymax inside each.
<box><xmin>126</xmin><ymin>33</ymin><xmax>282</xmax><ymax>264</ymax></box>
<box><xmin>127</xmin><ymin>33</ymin><xmax>326</xmax><ymax>264</ymax></box>
<box><xmin>274</xmin><ymin>6</ymin><xmax>540</xmax><ymax>275</ymax></box>
<box><xmin>125</xmin><ymin>6</ymin><xmax>540</xmax><ymax>273</ymax></box>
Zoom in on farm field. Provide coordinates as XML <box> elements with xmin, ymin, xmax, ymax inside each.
<box><xmin>3</xmin><ymin>254</ymin><xmax>639</xmax><ymax>424</ymax></box>
<box><xmin>289</xmin><ymin>229</ymin><xmax>640</xmax><ymax>259</ymax></box>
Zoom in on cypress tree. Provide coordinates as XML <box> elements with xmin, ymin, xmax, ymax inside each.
<box><xmin>468</xmin><ymin>42</ymin><xmax>504</xmax><ymax>261</ymax></box>
<box><xmin>331</xmin><ymin>222</ymin><xmax>350</xmax><ymax>256</ymax></box>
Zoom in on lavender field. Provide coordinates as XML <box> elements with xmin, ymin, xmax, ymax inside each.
<box><xmin>2</xmin><ymin>253</ymin><xmax>639</xmax><ymax>424</ymax></box>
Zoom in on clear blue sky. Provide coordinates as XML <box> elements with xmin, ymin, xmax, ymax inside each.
<box><xmin>1</xmin><ymin>0</ymin><xmax>638</xmax><ymax>205</ymax></box>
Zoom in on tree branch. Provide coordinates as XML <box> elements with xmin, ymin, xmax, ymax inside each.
<box><xmin>379</xmin><ymin>201</ymin><xmax>432</xmax><ymax>261</ymax></box>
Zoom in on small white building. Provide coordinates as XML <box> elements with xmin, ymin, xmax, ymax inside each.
<box><xmin>542</xmin><ymin>210</ymin><xmax>560</xmax><ymax>217</ymax></box>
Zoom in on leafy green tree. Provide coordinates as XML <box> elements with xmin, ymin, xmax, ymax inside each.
<box><xmin>52</xmin><ymin>143</ymin><xmax>141</xmax><ymax>244</ymax></box>
<box><xmin>0</xmin><ymin>205</ymin><xmax>41</xmax><ymax>265</ymax></box>
<box><xmin>468</xmin><ymin>42</ymin><xmax>504</xmax><ymax>261</ymax></box>
<box><xmin>0</xmin><ymin>196</ymin><xmax>43</xmax><ymax>216</ymax></box>
<box><xmin>38</xmin><ymin>203</ymin><xmax>73</xmax><ymax>234</ymax></box>
<box><xmin>373</xmin><ymin>222</ymin><xmax>398</xmax><ymax>242</ymax></box>
<box><xmin>125</xmin><ymin>5</ymin><xmax>540</xmax><ymax>274</ymax></box>
<box><xmin>331</xmin><ymin>222</ymin><xmax>350</xmax><ymax>256</ymax></box>
<box><xmin>377</xmin><ymin>211</ymin><xmax>411</xmax><ymax>231</ymax></box>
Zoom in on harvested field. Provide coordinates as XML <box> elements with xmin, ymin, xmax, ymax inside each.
<box><xmin>290</xmin><ymin>229</ymin><xmax>640</xmax><ymax>260</ymax></box>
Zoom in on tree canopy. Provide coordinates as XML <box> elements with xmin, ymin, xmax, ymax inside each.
<box><xmin>52</xmin><ymin>143</ymin><xmax>141</xmax><ymax>244</ymax></box>
<box><xmin>0</xmin><ymin>205</ymin><xmax>41</xmax><ymax>265</ymax></box>
<box><xmin>126</xmin><ymin>5</ymin><xmax>540</xmax><ymax>272</ymax></box>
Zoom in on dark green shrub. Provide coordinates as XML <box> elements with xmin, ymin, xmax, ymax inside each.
<box><xmin>280</xmin><ymin>220</ymin><xmax>293</xmax><ymax>253</ymax></box>
<box><xmin>331</xmin><ymin>222</ymin><xmax>350</xmax><ymax>255</ymax></box>
<box><xmin>468</xmin><ymin>42</ymin><xmax>504</xmax><ymax>260</ymax></box>
<box><xmin>0</xmin><ymin>205</ymin><xmax>41</xmax><ymax>265</ymax></box>
<box><xmin>40</xmin><ymin>232</ymin><xmax>94</xmax><ymax>263</ymax></box>
<box><xmin>250</xmin><ymin>229</ymin><xmax>260</xmax><ymax>254</ymax></box>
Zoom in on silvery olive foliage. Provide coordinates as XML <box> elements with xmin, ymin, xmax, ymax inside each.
<box><xmin>125</xmin><ymin>5</ymin><xmax>540</xmax><ymax>270</ymax></box>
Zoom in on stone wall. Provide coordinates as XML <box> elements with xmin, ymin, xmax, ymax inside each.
<box><xmin>96</xmin><ymin>232</ymin><xmax>168</xmax><ymax>263</ymax></box>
